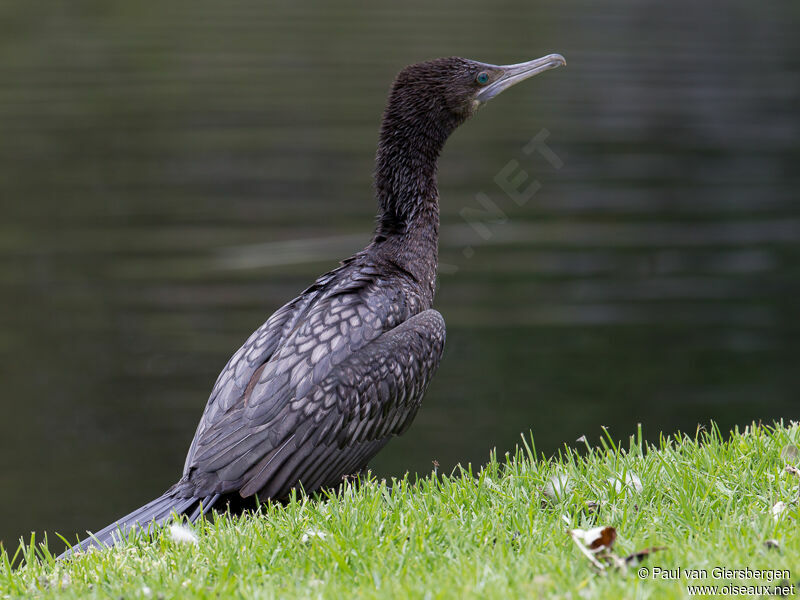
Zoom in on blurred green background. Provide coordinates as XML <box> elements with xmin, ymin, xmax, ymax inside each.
<box><xmin>0</xmin><ymin>0</ymin><xmax>798</xmax><ymax>551</ymax></box>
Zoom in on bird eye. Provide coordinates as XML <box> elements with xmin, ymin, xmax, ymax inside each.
<box><xmin>476</xmin><ymin>71</ymin><xmax>490</xmax><ymax>85</ymax></box>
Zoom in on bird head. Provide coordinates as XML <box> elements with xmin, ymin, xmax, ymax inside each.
<box><xmin>387</xmin><ymin>54</ymin><xmax>566</xmax><ymax>129</ymax></box>
<box><xmin>374</xmin><ymin>53</ymin><xmax>566</xmax><ymax>234</ymax></box>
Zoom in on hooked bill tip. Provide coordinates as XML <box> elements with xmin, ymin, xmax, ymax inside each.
<box><xmin>475</xmin><ymin>53</ymin><xmax>566</xmax><ymax>103</ymax></box>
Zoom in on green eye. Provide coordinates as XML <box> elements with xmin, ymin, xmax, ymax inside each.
<box><xmin>476</xmin><ymin>71</ymin><xmax>490</xmax><ymax>85</ymax></box>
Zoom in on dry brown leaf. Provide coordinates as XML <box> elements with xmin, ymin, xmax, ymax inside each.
<box><xmin>589</xmin><ymin>526</ymin><xmax>617</xmax><ymax>551</ymax></box>
<box><xmin>570</xmin><ymin>525</ymin><xmax>617</xmax><ymax>552</ymax></box>
<box><xmin>568</xmin><ymin>526</ymin><xmax>665</xmax><ymax>574</ymax></box>
<box><xmin>568</xmin><ymin>526</ymin><xmax>618</xmax><ymax>572</ymax></box>
<box><xmin>624</xmin><ymin>546</ymin><xmax>667</xmax><ymax>564</ymax></box>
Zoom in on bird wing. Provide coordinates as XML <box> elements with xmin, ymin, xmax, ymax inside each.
<box><xmin>179</xmin><ymin>270</ymin><xmax>445</xmax><ymax>499</ymax></box>
<box><xmin>240</xmin><ymin>307</ymin><xmax>445</xmax><ymax>499</ymax></box>
<box><xmin>181</xmin><ymin>269</ymin><xmax>338</xmax><ymax>475</ymax></box>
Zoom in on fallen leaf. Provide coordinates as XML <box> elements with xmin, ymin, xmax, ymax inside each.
<box><xmin>589</xmin><ymin>526</ymin><xmax>617</xmax><ymax>551</ymax></box>
<box><xmin>624</xmin><ymin>546</ymin><xmax>667</xmax><ymax>564</ymax></box>
<box><xmin>570</xmin><ymin>526</ymin><xmax>617</xmax><ymax>552</ymax></box>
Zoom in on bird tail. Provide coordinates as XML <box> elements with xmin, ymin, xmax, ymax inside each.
<box><xmin>58</xmin><ymin>489</ymin><xmax>221</xmax><ymax>559</ymax></box>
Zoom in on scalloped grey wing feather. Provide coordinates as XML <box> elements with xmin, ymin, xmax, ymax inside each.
<box><xmin>180</xmin><ymin>272</ymin><xmax>407</xmax><ymax>488</ymax></box>
<box><xmin>181</xmin><ymin>281</ymin><xmax>323</xmax><ymax>474</ymax></box>
<box><xmin>238</xmin><ymin>308</ymin><xmax>445</xmax><ymax>498</ymax></box>
<box><xmin>187</xmin><ymin>291</ymin><xmax>391</xmax><ymax>460</ymax></box>
<box><xmin>183</xmin><ymin>308</ymin><xmax>444</xmax><ymax>499</ymax></box>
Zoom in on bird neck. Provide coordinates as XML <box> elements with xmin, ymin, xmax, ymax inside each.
<box><xmin>372</xmin><ymin>201</ymin><xmax>440</xmax><ymax>304</ymax></box>
<box><xmin>371</xmin><ymin>97</ymin><xmax>457</xmax><ymax>296</ymax></box>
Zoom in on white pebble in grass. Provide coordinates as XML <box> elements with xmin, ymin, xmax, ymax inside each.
<box><xmin>771</xmin><ymin>501</ymin><xmax>787</xmax><ymax>520</ymax></box>
<box><xmin>169</xmin><ymin>524</ymin><xmax>198</xmax><ymax>545</ymax></box>
<box><xmin>543</xmin><ymin>473</ymin><xmax>573</xmax><ymax>502</ymax></box>
<box><xmin>608</xmin><ymin>472</ymin><xmax>643</xmax><ymax>494</ymax></box>
<box><xmin>301</xmin><ymin>529</ymin><xmax>327</xmax><ymax>543</ymax></box>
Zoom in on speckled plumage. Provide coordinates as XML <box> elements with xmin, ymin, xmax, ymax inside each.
<box><xmin>61</xmin><ymin>54</ymin><xmax>564</xmax><ymax>557</ymax></box>
<box><xmin>176</xmin><ymin>254</ymin><xmax>444</xmax><ymax>501</ymax></box>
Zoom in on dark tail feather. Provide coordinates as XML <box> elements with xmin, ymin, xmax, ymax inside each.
<box><xmin>188</xmin><ymin>493</ymin><xmax>221</xmax><ymax>522</ymax></box>
<box><xmin>58</xmin><ymin>490</ymin><xmax>220</xmax><ymax>560</ymax></box>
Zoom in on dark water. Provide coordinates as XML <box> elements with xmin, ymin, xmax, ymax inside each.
<box><xmin>1</xmin><ymin>1</ymin><xmax>798</xmax><ymax>551</ymax></box>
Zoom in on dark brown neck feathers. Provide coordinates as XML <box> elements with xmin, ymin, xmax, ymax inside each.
<box><xmin>370</xmin><ymin>67</ymin><xmax>467</xmax><ymax>295</ymax></box>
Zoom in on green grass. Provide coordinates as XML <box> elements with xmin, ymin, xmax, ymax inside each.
<box><xmin>3</xmin><ymin>422</ymin><xmax>800</xmax><ymax>599</ymax></box>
